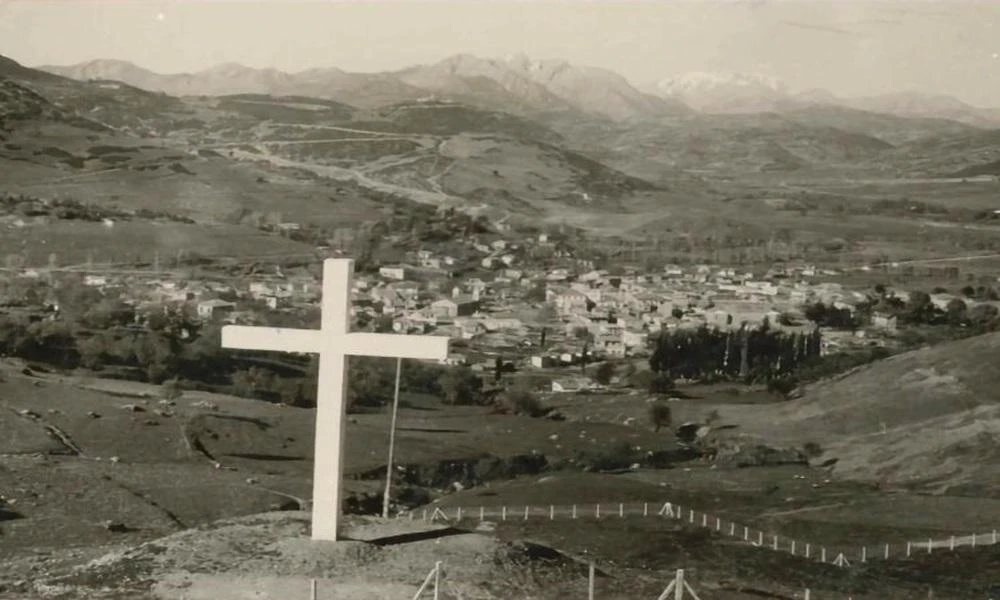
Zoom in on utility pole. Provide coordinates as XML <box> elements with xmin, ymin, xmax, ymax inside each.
<box><xmin>382</xmin><ymin>357</ymin><xmax>403</xmax><ymax>518</ymax></box>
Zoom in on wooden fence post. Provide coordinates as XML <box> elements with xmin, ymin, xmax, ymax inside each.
<box><xmin>702</xmin><ymin>513</ymin><xmax>707</xmax><ymax>527</ymax></box>
<box><xmin>456</xmin><ymin>507</ymin><xmax>462</xmax><ymax>521</ymax></box>
<box><xmin>433</xmin><ymin>561</ymin><xmax>441</xmax><ymax>600</ymax></box>
<box><xmin>619</xmin><ymin>503</ymin><xmax>624</xmax><ymax>518</ymax></box>
<box><xmin>550</xmin><ymin>505</ymin><xmax>555</xmax><ymax>520</ymax></box>
<box><xmin>572</xmin><ymin>505</ymin><xmax>577</xmax><ymax>519</ymax></box>
<box><xmin>310</xmin><ymin>579</ymin><xmax>317</xmax><ymax>600</ymax></box>
<box><xmin>821</xmin><ymin>547</ymin><xmax>826</xmax><ymax>562</ymax></box>
<box><xmin>806</xmin><ymin>543</ymin><xmax>811</xmax><ymax>559</ymax></box>
<box><xmin>884</xmin><ymin>543</ymin><xmax>889</xmax><ymax>559</ymax></box>
<box><xmin>804</xmin><ymin>589</ymin><xmax>810</xmax><ymax>600</ymax></box>
<box><xmin>758</xmin><ymin>531</ymin><xmax>763</xmax><ymax>546</ymax></box>
<box><xmin>730</xmin><ymin>522</ymin><xmax>735</xmax><ymax>536</ymax></box>
<box><xmin>972</xmin><ymin>533</ymin><xmax>977</xmax><ymax>548</ymax></box>
<box><xmin>644</xmin><ymin>502</ymin><xmax>649</xmax><ymax>517</ymax></box>
<box><xmin>906</xmin><ymin>541</ymin><xmax>912</xmax><ymax>557</ymax></box>
<box><xmin>501</xmin><ymin>506</ymin><xmax>507</xmax><ymax>521</ymax></box>
<box><xmin>791</xmin><ymin>540</ymin><xmax>796</xmax><ymax>555</ymax></box>
<box><xmin>744</xmin><ymin>526</ymin><xmax>748</xmax><ymax>541</ymax></box>
<box><xmin>950</xmin><ymin>535</ymin><xmax>955</xmax><ymax>551</ymax></box>
<box><xmin>479</xmin><ymin>506</ymin><xmax>484</xmax><ymax>521</ymax></box>
<box><xmin>689</xmin><ymin>509</ymin><xmax>694</xmax><ymax>523</ymax></box>
<box><xmin>422</xmin><ymin>509</ymin><xmax>427</xmax><ymax>521</ymax></box>
<box><xmin>523</xmin><ymin>505</ymin><xmax>529</xmax><ymax>520</ymax></box>
<box><xmin>928</xmin><ymin>538</ymin><xmax>932</xmax><ymax>554</ymax></box>
<box><xmin>716</xmin><ymin>517</ymin><xmax>720</xmax><ymax>531</ymax></box>
<box><xmin>588</xmin><ymin>562</ymin><xmax>595</xmax><ymax>600</ymax></box>
<box><xmin>595</xmin><ymin>504</ymin><xmax>601</xmax><ymax>519</ymax></box>
<box><xmin>673</xmin><ymin>569</ymin><xmax>684</xmax><ymax>600</ymax></box>
<box><xmin>773</xmin><ymin>535</ymin><xmax>778</xmax><ymax>550</ymax></box>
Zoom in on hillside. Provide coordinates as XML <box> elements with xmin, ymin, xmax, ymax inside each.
<box><xmin>778</xmin><ymin>105</ymin><xmax>978</xmax><ymax>146</ymax></box>
<box><xmin>738</xmin><ymin>332</ymin><xmax>1000</xmax><ymax>495</ymax></box>
<box><xmin>550</xmin><ymin>112</ymin><xmax>896</xmax><ymax>177</ymax></box>
<box><xmin>189</xmin><ymin>97</ymin><xmax>665</xmax><ymax>216</ymax></box>
<box><xmin>892</xmin><ymin>128</ymin><xmax>1000</xmax><ymax>177</ymax></box>
<box><xmin>1</xmin><ymin>55</ymin><xmax>687</xmax><ymax>238</ymax></box>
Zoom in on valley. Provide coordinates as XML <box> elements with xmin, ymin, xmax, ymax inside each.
<box><xmin>1</xmin><ymin>47</ymin><xmax>1000</xmax><ymax>599</ymax></box>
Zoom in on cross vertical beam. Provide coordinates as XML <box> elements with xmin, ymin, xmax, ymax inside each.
<box><xmin>221</xmin><ymin>259</ymin><xmax>449</xmax><ymax>541</ymax></box>
<box><xmin>313</xmin><ymin>259</ymin><xmax>351</xmax><ymax>541</ymax></box>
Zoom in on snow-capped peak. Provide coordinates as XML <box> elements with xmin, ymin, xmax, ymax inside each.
<box><xmin>655</xmin><ymin>71</ymin><xmax>788</xmax><ymax>95</ymax></box>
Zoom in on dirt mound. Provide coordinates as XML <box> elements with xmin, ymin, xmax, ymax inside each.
<box><xmin>30</xmin><ymin>512</ymin><xmax>576</xmax><ymax>600</ymax></box>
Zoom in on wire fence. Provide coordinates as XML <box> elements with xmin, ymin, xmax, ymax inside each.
<box><xmin>400</xmin><ymin>500</ymin><xmax>1000</xmax><ymax>569</ymax></box>
<box><xmin>403</xmin><ymin>563</ymin><xmax>869</xmax><ymax>600</ymax></box>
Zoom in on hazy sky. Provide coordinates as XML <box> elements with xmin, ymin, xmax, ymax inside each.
<box><xmin>1</xmin><ymin>0</ymin><xmax>999</xmax><ymax>106</ymax></box>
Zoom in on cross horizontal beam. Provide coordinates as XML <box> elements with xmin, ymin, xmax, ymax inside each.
<box><xmin>222</xmin><ymin>326</ymin><xmax>322</xmax><ymax>354</ymax></box>
<box><xmin>221</xmin><ymin>326</ymin><xmax>449</xmax><ymax>360</ymax></box>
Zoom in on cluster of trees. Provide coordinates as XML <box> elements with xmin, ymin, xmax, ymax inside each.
<box><xmin>648</xmin><ymin>322</ymin><xmax>823</xmax><ymax>383</ymax></box>
<box><xmin>0</xmin><ymin>273</ymin><xmax>511</xmax><ymax>412</ymax></box>
<box><xmin>0</xmin><ymin>193</ymin><xmax>194</xmax><ymax>225</ymax></box>
<box><xmin>802</xmin><ymin>302</ymin><xmax>860</xmax><ymax>330</ymax></box>
<box><xmin>803</xmin><ymin>286</ymin><xmax>1000</xmax><ymax>332</ymax></box>
<box><xmin>867</xmin><ymin>288</ymin><xmax>1000</xmax><ymax>329</ymax></box>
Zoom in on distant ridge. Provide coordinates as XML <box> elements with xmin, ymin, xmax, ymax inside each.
<box><xmin>39</xmin><ymin>55</ymin><xmax>690</xmax><ymax>122</ymax></box>
<box><xmin>645</xmin><ymin>70</ymin><xmax>1000</xmax><ymax>126</ymax></box>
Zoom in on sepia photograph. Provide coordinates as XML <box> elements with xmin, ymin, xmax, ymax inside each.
<box><xmin>1</xmin><ymin>0</ymin><xmax>1000</xmax><ymax>597</ymax></box>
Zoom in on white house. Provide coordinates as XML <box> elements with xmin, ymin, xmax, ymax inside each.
<box><xmin>438</xmin><ymin>353</ymin><xmax>468</xmax><ymax>366</ymax></box>
<box><xmin>551</xmin><ymin>378</ymin><xmax>596</xmax><ymax>393</ymax></box>
<box><xmin>431</xmin><ymin>296</ymin><xmax>480</xmax><ymax>319</ymax></box>
<box><xmin>530</xmin><ymin>355</ymin><xmax>557</xmax><ymax>368</ymax></box>
<box><xmin>197</xmin><ymin>299</ymin><xmax>236</xmax><ymax>320</ymax></box>
<box><xmin>379</xmin><ymin>265</ymin><xmax>410</xmax><ymax>281</ymax></box>
<box><xmin>551</xmin><ymin>289</ymin><xmax>590</xmax><ymax>314</ymax></box>
<box><xmin>622</xmin><ymin>329</ymin><xmax>648</xmax><ymax>349</ymax></box>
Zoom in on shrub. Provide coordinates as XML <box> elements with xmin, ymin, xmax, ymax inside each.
<box><xmin>766</xmin><ymin>376</ymin><xmax>798</xmax><ymax>396</ymax></box>
<box><xmin>161</xmin><ymin>377</ymin><xmax>183</xmax><ymax>401</ymax></box>
<box><xmin>575</xmin><ymin>441</ymin><xmax>637</xmax><ymax>472</ymax></box>
<box><xmin>627</xmin><ymin>369</ymin><xmax>654</xmax><ymax>390</ymax></box>
<box><xmin>440</xmin><ymin>366</ymin><xmax>484</xmax><ymax>405</ymax></box>
<box><xmin>499</xmin><ymin>387</ymin><xmax>546</xmax><ymax>417</ymax></box>
<box><xmin>593</xmin><ymin>361</ymin><xmax>616</xmax><ymax>385</ymax></box>
<box><xmin>648</xmin><ymin>402</ymin><xmax>672</xmax><ymax>432</ymax></box>
<box><xmin>649</xmin><ymin>372</ymin><xmax>674</xmax><ymax>394</ymax></box>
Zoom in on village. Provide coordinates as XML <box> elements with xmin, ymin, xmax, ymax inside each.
<box><xmin>5</xmin><ymin>219</ymin><xmax>990</xmax><ymax>397</ymax></box>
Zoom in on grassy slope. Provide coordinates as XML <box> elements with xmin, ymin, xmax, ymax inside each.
<box><xmin>720</xmin><ymin>332</ymin><xmax>1000</xmax><ymax>493</ymax></box>
<box><xmin>4</xmin><ymin>362</ymin><xmax>1000</xmax><ymax>597</ymax></box>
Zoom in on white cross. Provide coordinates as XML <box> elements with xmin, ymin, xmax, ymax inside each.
<box><xmin>221</xmin><ymin>258</ymin><xmax>449</xmax><ymax>540</ymax></box>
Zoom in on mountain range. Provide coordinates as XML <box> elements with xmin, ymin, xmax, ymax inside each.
<box><xmin>39</xmin><ymin>55</ymin><xmax>1000</xmax><ymax>126</ymax></box>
